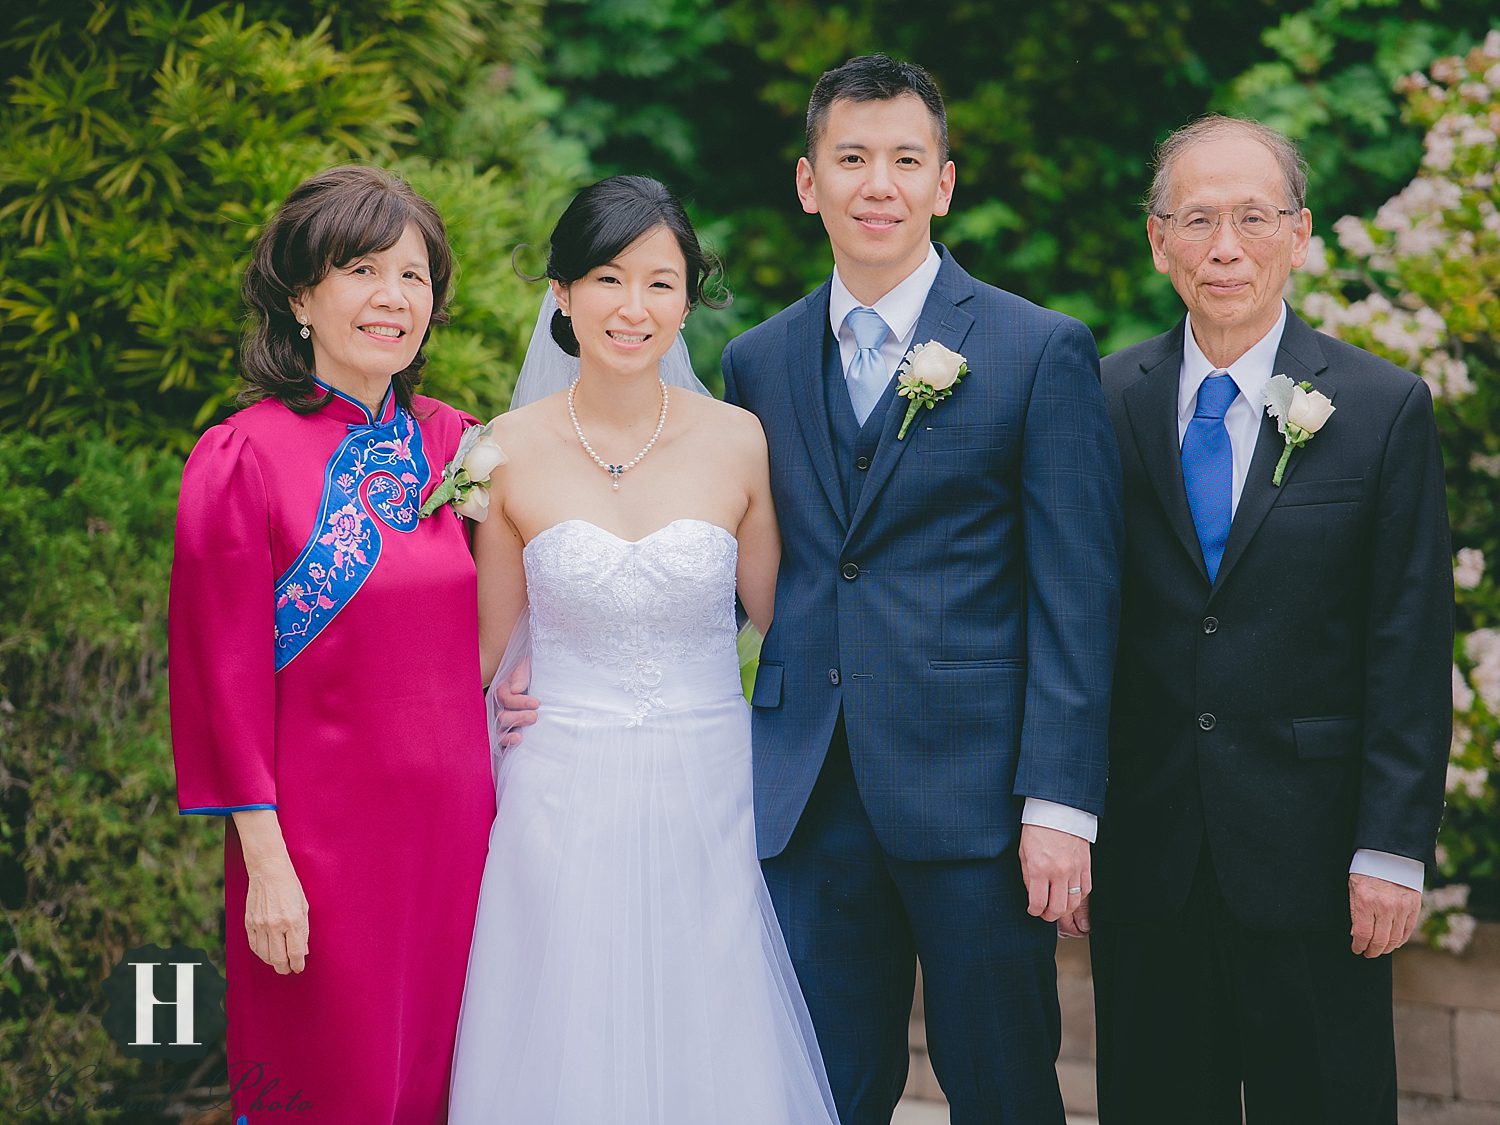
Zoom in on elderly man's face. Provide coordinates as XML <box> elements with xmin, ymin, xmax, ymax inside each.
<box><xmin>1147</xmin><ymin>134</ymin><xmax>1311</xmax><ymax>350</ymax></box>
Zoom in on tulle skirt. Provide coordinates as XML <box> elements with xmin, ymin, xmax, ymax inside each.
<box><xmin>448</xmin><ymin>694</ymin><xmax>839</xmax><ymax>1125</ymax></box>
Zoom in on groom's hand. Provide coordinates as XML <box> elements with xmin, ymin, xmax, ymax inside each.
<box><xmin>1019</xmin><ymin>824</ymin><xmax>1091</xmax><ymax>923</ymax></box>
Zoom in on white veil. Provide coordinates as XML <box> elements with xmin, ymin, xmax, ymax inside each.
<box><xmin>508</xmin><ymin>286</ymin><xmax>712</xmax><ymax>409</ymax></box>
<box><xmin>486</xmin><ymin>288</ymin><xmax>712</xmax><ymax>775</ymax></box>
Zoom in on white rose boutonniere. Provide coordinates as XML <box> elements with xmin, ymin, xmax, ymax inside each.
<box><xmin>1261</xmin><ymin>374</ymin><xmax>1335</xmax><ymax>486</ymax></box>
<box><xmin>418</xmin><ymin>419</ymin><xmax>508</xmax><ymax>521</ymax></box>
<box><xmin>895</xmin><ymin>341</ymin><xmax>969</xmax><ymax>439</ymax></box>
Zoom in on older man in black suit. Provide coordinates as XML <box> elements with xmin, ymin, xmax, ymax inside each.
<box><xmin>1086</xmin><ymin>116</ymin><xmax>1453</xmax><ymax>1125</ymax></box>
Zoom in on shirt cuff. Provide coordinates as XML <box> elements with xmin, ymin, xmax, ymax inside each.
<box><xmin>1021</xmin><ymin>798</ymin><xmax>1098</xmax><ymax>843</ymax></box>
<box><xmin>1349</xmin><ymin>849</ymin><xmax>1425</xmax><ymax>893</ymax></box>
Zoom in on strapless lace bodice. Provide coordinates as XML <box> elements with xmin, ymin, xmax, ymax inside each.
<box><xmin>523</xmin><ymin>519</ymin><xmax>741</xmax><ymax>725</ymax></box>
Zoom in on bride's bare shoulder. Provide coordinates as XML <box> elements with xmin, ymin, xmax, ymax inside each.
<box><xmin>696</xmin><ymin>394</ymin><xmax>766</xmax><ymax>445</ymax></box>
<box><xmin>487</xmin><ymin>392</ymin><xmax>568</xmax><ymax>450</ymax></box>
<box><xmin>677</xmin><ymin>394</ymin><xmax>767</xmax><ymax>471</ymax></box>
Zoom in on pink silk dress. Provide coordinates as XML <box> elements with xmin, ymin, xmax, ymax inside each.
<box><xmin>169</xmin><ymin>381</ymin><xmax>495</xmax><ymax>1123</ymax></box>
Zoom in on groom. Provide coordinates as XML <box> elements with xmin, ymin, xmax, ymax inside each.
<box><xmin>722</xmin><ymin>55</ymin><xmax>1122</xmax><ymax>1124</ymax></box>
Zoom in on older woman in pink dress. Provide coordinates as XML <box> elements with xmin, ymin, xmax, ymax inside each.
<box><xmin>169</xmin><ymin>166</ymin><xmax>496</xmax><ymax>1122</ymax></box>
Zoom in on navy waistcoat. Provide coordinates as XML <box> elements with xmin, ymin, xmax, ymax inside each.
<box><xmin>823</xmin><ymin>326</ymin><xmax>901</xmax><ymax>512</ymax></box>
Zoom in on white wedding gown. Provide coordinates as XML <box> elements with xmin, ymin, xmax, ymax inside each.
<box><xmin>449</xmin><ymin>518</ymin><xmax>839</xmax><ymax>1125</ymax></box>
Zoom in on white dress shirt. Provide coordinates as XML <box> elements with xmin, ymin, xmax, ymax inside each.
<box><xmin>829</xmin><ymin>245</ymin><xmax>942</xmax><ymax>381</ymax></box>
<box><xmin>828</xmin><ymin>246</ymin><xmax>1098</xmax><ymax>843</ymax></box>
<box><xmin>1178</xmin><ymin>302</ymin><xmax>1424</xmax><ymax>893</ymax></box>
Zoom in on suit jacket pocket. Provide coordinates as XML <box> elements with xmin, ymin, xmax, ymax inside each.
<box><xmin>928</xmin><ymin>657</ymin><xmax>1027</xmax><ymax>670</ymax></box>
<box><xmin>916</xmin><ymin>422</ymin><xmax>1009</xmax><ymax>453</ymax></box>
<box><xmin>1293</xmin><ymin>716</ymin><xmax>1361</xmax><ymax>759</ymax></box>
<box><xmin>750</xmin><ymin>661</ymin><xmax>783</xmax><ymax>709</ymax></box>
<box><xmin>1277</xmin><ymin>477</ymin><xmax>1364</xmax><ymax>506</ymax></box>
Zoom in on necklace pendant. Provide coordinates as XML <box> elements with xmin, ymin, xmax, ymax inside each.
<box><xmin>568</xmin><ymin>377</ymin><xmax>669</xmax><ymax>494</ymax></box>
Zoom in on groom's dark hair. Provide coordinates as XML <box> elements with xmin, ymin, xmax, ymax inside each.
<box><xmin>806</xmin><ymin>54</ymin><xmax>949</xmax><ymax>163</ymax></box>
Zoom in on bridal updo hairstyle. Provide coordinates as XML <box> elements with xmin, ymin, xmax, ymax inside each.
<box><xmin>239</xmin><ymin>165</ymin><xmax>454</xmax><ymax>412</ymax></box>
<box><xmin>545</xmin><ymin>175</ymin><xmax>723</xmax><ymax>357</ymax></box>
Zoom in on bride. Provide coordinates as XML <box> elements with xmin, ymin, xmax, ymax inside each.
<box><xmin>448</xmin><ymin>175</ymin><xmax>839</xmax><ymax>1125</ymax></box>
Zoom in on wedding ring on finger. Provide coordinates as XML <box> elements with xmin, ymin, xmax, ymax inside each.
<box><xmin>1068</xmin><ymin>886</ymin><xmax>1083</xmax><ymax>894</ymax></box>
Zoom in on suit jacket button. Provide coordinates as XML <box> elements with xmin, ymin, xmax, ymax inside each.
<box><xmin>1198</xmin><ymin>713</ymin><xmax>1216</xmax><ymax>731</ymax></box>
<box><xmin>855</xmin><ymin>455</ymin><xmax>871</xmax><ymax>471</ymax></box>
<box><xmin>841</xmin><ymin>562</ymin><xmax>860</xmax><ymax>580</ymax></box>
<box><xmin>828</xmin><ymin>668</ymin><xmax>841</xmax><ymax>686</ymax></box>
<box><xmin>1202</xmin><ymin>616</ymin><xmax>1219</xmax><ymax>634</ymax></box>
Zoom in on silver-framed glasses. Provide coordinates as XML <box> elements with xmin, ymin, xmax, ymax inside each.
<box><xmin>1159</xmin><ymin>203</ymin><xmax>1298</xmax><ymax>241</ymax></box>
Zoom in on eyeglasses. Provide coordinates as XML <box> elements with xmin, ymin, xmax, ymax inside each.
<box><xmin>1158</xmin><ymin>204</ymin><xmax>1298</xmax><ymax>241</ymax></box>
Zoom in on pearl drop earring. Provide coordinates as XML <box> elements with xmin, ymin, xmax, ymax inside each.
<box><xmin>298</xmin><ymin>315</ymin><xmax>311</xmax><ymax>340</ymax></box>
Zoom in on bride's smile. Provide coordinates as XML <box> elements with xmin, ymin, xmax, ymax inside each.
<box><xmin>553</xmin><ymin>224</ymin><xmax>689</xmax><ymax>379</ymax></box>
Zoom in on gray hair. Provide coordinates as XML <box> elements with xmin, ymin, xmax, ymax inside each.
<box><xmin>1145</xmin><ymin>115</ymin><xmax>1309</xmax><ymax>215</ymax></box>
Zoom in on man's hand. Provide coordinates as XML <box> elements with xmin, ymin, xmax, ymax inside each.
<box><xmin>494</xmin><ymin>662</ymin><xmax>540</xmax><ymax>750</ymax></box>
<box><xmin>1019</xmin><ymin>823</ymin><xmax>1091</xmax><ymax>923</ymax></box>
<box><xmin>1349</xmin><ymin>873</ymin><xmax>1421</xmax><ymax>958</ymax></box>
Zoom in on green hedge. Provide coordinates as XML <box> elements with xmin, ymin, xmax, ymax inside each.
<box><xmin>0</xmin><ymin>0</ymin><xmax>582</xmax><ymax>444</ymax></box>
<box><xmin>0</xmin><ymin>432</ymin><xmax>224</xmax><ymax>1120</ymax></box>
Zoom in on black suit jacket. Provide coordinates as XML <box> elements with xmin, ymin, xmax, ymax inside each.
<box><xmin>1098</xmin><ymin>309</ymin><xmax>1452</xmax><ymax>931</ymax></box>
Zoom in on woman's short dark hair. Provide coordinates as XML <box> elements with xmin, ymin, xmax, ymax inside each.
<box><xmin>545</xmin><ymin>175</ymin><xmax>724</xmax><ymax>357</ymax></box>
<box><xmin>239</xmin><ymin>165</ymin><xmax>454</xmax><ymax>412</ymax></box>
<box><xmin>806</xmin><ymin>54</ymin><xmax>949</xmax><ymax>163</ymax></box>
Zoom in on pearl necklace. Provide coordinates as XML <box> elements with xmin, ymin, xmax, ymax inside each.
<box><xmin>567</xmin><ymin>376</ymin><xmax>669</xmax><ymax>491</ymax></box>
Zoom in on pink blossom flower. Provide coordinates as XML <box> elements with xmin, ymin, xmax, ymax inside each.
<box><xmin>1455</xmin><ymin>548</ymin><xmax>1486</xmax><ymax>590</ymax></box>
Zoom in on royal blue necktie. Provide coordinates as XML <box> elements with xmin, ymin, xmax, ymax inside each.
<box><xmin>844</xmin><ymin>306</ymin><xmax>890</xmax><ymax>425</ymax></box>
<box><xmin>1181</xmin><ymin>371</ymin><xmax>1239</xmax><ymax>582</ymax></box>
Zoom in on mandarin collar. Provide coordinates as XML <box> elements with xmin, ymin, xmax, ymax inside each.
<box><xmin>311</xmin><ymin>376</ymin><xmax>399</xmax><ymax>427</ymax></box>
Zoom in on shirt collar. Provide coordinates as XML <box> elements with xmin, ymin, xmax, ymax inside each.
<box><xmin>829</xmin><ymin>245</ymin><xmax>942</xmax><ymax>342</ymax></box>
<box><xmin>1178</xmin><ymin>301</ymin><xmax>1289</xmax><ymax>425</ymax></box>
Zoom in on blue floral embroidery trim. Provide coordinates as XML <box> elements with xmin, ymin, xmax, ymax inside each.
<box><xmin>272</xmin><ymin>406</ymin><xmax>429</xmax><ymax>671</ymax></box>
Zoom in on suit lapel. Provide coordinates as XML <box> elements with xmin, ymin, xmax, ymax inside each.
<box><xmin>1121</xmin><ymin>322</ymin><xmax>1207</xmax><ymax>579</ymax></box>
<box><xmin>784</xmin><ymin>286</ymin><xmax>848</xmax><ymax>529</ymax></box>
<box><xmin>846</xmin><ymin>254</ymin><xmax>976</xmax><ymax>538</ymax></box>
<box><xmin>1211</xmin><ymin>311</ymin><xmax>1332</xmax><ymax>595</ymax></box>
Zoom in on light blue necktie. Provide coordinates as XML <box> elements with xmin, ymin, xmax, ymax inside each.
<box><xmin>1181</xmin><ymin>371</ymin><xmax>1239</xmax><ymax>582</ymax></box>
<box><xmin>844</xmin><ymin>306</ymin><xmax>890</xmax><ymax>425</ymax></box>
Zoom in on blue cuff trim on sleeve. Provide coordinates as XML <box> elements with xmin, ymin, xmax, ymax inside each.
<box><xmin>179</xmin><ymin>803</ymin><xmax>277</xmax><ymax>817</ymax></box>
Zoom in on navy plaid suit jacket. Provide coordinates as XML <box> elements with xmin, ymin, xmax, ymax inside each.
<box><xmin>723</xmin><ymin>248</ymin><xmax>1123</xmax><ymax>861</ymax></box>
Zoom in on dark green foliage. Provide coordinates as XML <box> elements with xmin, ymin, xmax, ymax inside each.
<box><xmin>0</xmin><ymin>0</ymin><xmax>578</xmax><ymax>444</ymax></box>
<box><xmin>537</xmin><ymin>0</ymin><xmax>1288</xmax><ymax>362</ymax></box>
<box><xmin>0</xmin><ymin>432</ymin><xmax>226</xmax><ymax>1121</ymax></box>
<box><xmin>535</xmin><ymin>0</ymin><xmax>1496</xmax><ymax>367</ymax></box>
<box><xmin>1218</xmin><ymin>0</ymin><xmax>1494</xmax><ymax>225</ymax></box>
